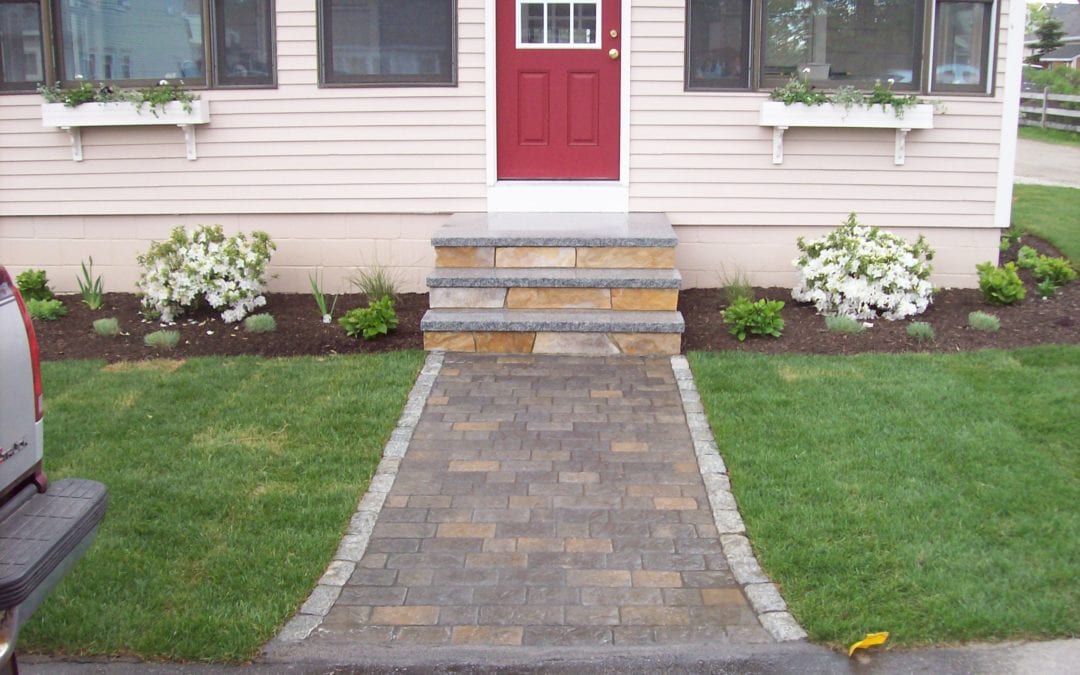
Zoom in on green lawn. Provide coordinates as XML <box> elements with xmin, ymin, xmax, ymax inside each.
<box><xmin>1018</xmin><ymin>126</ymin><xmax>1080</xmax><ymax>148</ymax></box>
<box><xmin>20</xmin><ymin>352</ymin><xmax>424</xmax><ymax>662</ymax></box>
<box><xmin>689</xmin><ymin>347</ymin><xmax>1080</xmax><ymax>647</ymax></box>
<box><xmin>1012</xmin><ymin>184</ymin><xmax>1080</xmax><ymax>262</ymax></box>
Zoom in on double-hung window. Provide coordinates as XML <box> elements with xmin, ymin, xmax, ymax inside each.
<box><xmin>0</xmin><ymin>0</ymin><xmax>276</xmax><ymax>93</ymax></box>
<box><xmin>685</xmin><ymin>0</ymin><xmax>998</xmax><ymax>95</ymax></box>
<box><xmin>319</xmin><ymin>0</ymin><xmax>456</xmax><ymax>86</ymax></box>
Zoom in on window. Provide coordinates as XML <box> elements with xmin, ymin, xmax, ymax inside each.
<box><xmin>0</xmin><ymin>0</ymin><xmax>44</xmax><ymax>91</ymax></box>
<box><xmin>762</xmin><ymin>0</ymin><xmax>924</xmax><ymax>89</ymax></box>
<box><xmin>686</xmin><ymin>0</ymin><xmax>752</xmax><ymax>90</ymax></box>
<box><xmin>319</xmin><ymin>0</ymin><xmax>456</xmax><ymax>86</ymax></box>
<box><xmin>519</xmin><ymin>1</ymin><xmax>599</xmax><ymax>47</ymax></box>
<box><xmin>686</xmin><ymin>0</ymin><xmax>998</xmax><ymax>94</ymax></box>
<box><xmin>932</xmin><ymin>0</ymin><xmax>993</xmax><ymax>92</ymax></box>
<box><xmin>0</xmin><ymin>0</ymin><xmax>275</xmax><ymax>93</ymax></box>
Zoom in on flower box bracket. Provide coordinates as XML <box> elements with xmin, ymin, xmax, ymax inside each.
<box><xmin>41</xmin><ymin>101</ymin><xmax>210</xmax><ymax>162</ymax></box>
<box><xmin>759</xmin><ymin>101</ymin><xmax>935</xmax><ymax>166</ymax></box>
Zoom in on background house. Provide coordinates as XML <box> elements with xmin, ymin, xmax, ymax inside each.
<box><xmin>0</xmin><ymin>0</ymin><xmax>1026</xmax><ymax>293</ymax></box>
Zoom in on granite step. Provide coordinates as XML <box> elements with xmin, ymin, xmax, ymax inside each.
<box><xmin>420</xmin><ymin>308</ymin><xmax>684</xmax><ymax>355</ymax></box>
<box><xmin>432</xmin><ymin>212</ymin><xmax>678</xmax><ymax>248</ymax></box>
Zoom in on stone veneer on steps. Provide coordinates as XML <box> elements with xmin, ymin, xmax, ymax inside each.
<box><xmin>422</xmin><ymin>213</ymin><xmax>684</xmax><ymax>355</ymax></box>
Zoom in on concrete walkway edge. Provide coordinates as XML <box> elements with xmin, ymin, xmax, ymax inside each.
<box><xmin>271</xmin><ymin>351</ymin><xmax>446</xmax><ymax>644</ymax></box>
<box><xmin>669</xmin><ymin>356</ymin><xmax>807</xmax><ymax>642</ymax></box>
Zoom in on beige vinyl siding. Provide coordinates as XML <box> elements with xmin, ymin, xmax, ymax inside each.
<box><xmin>628</xmin><ymin>0</ymin><xmax>1011</xmax><ymax>232</ymax></box>
<box><xmin>0</xmin><ymin>0</ymin><xmax>488</xmax><ymax>218</ymax></box>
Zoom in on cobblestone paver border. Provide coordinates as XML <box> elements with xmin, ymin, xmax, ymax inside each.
<box><xmin>274</xmin><ymin>351</ymin><xmax>445</xmax><ymax>643</ymax></box>
<box><xmin>670</xmin><ymin>355</ymin><xmax>808</xmax><ymax>642</ymax></box>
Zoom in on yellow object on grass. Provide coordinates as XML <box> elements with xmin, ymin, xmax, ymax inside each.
<box><xmin>848</xmin><ymin>631</ymin><xmax>889</xmax><ymax>657</ymax></box>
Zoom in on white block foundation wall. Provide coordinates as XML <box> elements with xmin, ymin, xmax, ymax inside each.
<box><xmin>0</xmin><ymin>213</ymin><xmax>997</xmax><ymax>294</ymax></box>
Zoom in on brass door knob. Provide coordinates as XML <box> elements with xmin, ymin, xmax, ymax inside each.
<box><xmin>608</xmin><ymin>48</ymin><xmax>619</xmax><ymax>60</ymax></box>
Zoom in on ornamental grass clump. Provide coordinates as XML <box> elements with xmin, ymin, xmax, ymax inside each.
<box><xmin>967</xmin><ymin>311</ymin><xmax>1000</xmax><ymax>332</ymax></box>
<box><xmin>136</xmin><ymin>225</ymin><xmax>275</xmax><ymax>324</ymax></box>
<box><xmin>793</xmin><ymin>213</ymin><xmax>934</xmax><ymax>321</ymax></box>
<box><xmin>93</xmin><ymin>317</ymin><xmax>121</xmax><ymax>337</ymax></box>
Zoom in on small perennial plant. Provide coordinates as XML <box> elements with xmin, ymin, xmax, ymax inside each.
<box><xmin>793</xmin><ymin>213</ymin><xmax>934</xmax><ymax>321</ymax></box>
<box><xmin>136</xmin><ymin>225</ymin><xmax>275</xmax><ymax>324</ymax></box>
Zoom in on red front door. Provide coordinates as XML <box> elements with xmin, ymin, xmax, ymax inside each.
<box><xmin>496</xmin><ymin>0</ymin><xmax>621</xmax><ymax>180</ymax></box>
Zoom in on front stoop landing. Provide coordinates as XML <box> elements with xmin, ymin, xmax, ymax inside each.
<box><xmin>422</xmin><ymin>213</ymin><xmax>684</xmax><ymax>355</ymax></box>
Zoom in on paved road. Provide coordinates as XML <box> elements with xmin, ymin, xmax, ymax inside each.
<box><xmin>1015</xmin><ymin>137</ymin><xmax>1080</xmax><ymax>188</ymax></box>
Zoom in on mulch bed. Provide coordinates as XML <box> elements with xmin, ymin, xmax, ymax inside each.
<box><xmin>34</xmin><ymin>235</ymin><xmax>1078</xmax><ymax>362</ymax></box>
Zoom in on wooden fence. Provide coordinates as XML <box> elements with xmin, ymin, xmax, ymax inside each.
<box><xmin>1020</xmin><ymin>88</ymin><xmax>1080</xmax><ymax>132</ymax></box>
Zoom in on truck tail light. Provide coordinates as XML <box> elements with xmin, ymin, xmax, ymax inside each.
<box><xmin>0</xmin><ymin>269</ymin><xmax>43</xmax><ymax>421</ymax></box>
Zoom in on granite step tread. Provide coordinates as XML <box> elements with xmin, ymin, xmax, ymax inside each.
<box><xmin>421</xmin><ymin>308</ymin><xmax>685</xmax><ymax>333</ymax></box>
<box><xmin>433</xmin><ymin>212</ymin><xmax>677</xmax><ymax>248</ymax></box>
<box><xmin>427</xmin><ymin>267</ymin><xmax>682</xmax><ymax>289</ymax></box>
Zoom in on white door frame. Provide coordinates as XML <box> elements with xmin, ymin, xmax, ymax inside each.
<box><xmin>484</xmin><ymin>0</ymin><xmax>631</xmax><ymax>212</ymax></box>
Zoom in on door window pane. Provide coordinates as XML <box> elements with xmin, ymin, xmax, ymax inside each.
<box><xmin>933</xmin><ymin>0</ymin><xmax>992</xmax><ymax>91</ymax></box>
<box><xmin>57</xmin><ymin>0</ymin><xmax>207</xmax><ymax>82</ymax></box>
<box><xmin>686</xmin><ymin>0</ymin><xmax>751</xmax><ymax>89</ymax></box>
<box><xmin>518</xmin><ymin>1</ymin><xmax>599</xmax><ymax>47</ymax></box>
<box><xmin>216</xmin><ymin>0</ymin><xmax>274</xmax><ymax>86</ymax></box>
<box><xmin>763</xmin><ymin>0</ymin><xmax>923</xmax><ymax>88</ymax></box>
<box><xmin>0</xmin><ymin>1</ymin><xmax>43</xmax><ymax>91</ymax></box>
<box><xmin>322</xmin><ymin>0</ymin><xmax>454</xmax><ymax>84</ymax></box>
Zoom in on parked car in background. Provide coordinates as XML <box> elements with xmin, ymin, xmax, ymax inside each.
<box><xmin>1</xmin><ymin>266</ymin><xmax>107</xmax><ymax>673</ymax></box>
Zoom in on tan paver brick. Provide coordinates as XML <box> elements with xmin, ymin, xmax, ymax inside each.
<box><xmin>566</xmin><ymin>538</ymin><xmax>613</xmax><ymax>553</ymax></box>
<box><xmin>632</xmin><ymin>570</ymin><xmax>684</xmax><ymax>588</ymax></box>
<box><xmin>451</xmin><ymin>625</ymin><xmax>524</xmax><ymax>645</ymax></box>
<box><xmin>654</xmin><ymin>497</ymin><xmax>699</xmax><ymax>510</ymax></box>
<box><xmin>369</xmin><ymin>605</ymin><xmax>439</xmax><ymax>626</ymax></box>
<box><xmin>452</xmin><ymin>422</ymin><xmax>500</xmax><ymax>432</ymax></box>
<box><xmin>448</xmin><ymin>460</ymin><xmax>501</xmax><ymax>472</ymax></box>
<box><xmin>611</xmin><ymin>441</ymin><xmax>648</xmax><ymax>453</ymax></box>
<box><xmin>566</xmin><ymin>569</ymin><xmax>632</xmax><ymax>587</ymax></box>
<box><xmin>465</xmin><ymin>552</ymin><xmax>528</xmax><ymax>568</ymax></box>
<box><xmin>621</xmin><ymin>606</ymin><xmax>690</xmax><ymax>626</ymax></box>
<box><xmin>701</xmin><ymin>588</ymin><xmax>750</xmax><ymax>607</ymax></box>
<box><xmin>590</xmin><ymin>389</ymin><xmax>623</xmax><ymax>398</ymax></box>
<box><xmin>437</xmin><ymin>523</ymin><xmax>497</xmax><ymax>538</ymax></box>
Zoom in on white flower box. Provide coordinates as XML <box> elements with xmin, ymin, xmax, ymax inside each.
<box><xmin>41</xmin><ymin>100</ymin><xmax>210</xmax><ymax>161</ymax></box>
<box><xmin>758</xmin><ymin>101</ymin><xmax>935</xmax><ymax>165</ymax></box>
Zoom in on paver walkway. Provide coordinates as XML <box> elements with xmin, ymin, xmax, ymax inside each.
<box><xmin>269</xmin><ymin>352</ymin><xmax>802</xmax><ymax>657</ymax></box>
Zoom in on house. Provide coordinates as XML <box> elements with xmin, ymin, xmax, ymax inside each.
<box><xmin>0</xmin><ymin>0</ymin><xmax>1026</xmax><ymax>353</ymax></box>
<box><xmin>1026</xmin><ymin>2</ymin><xmax>1080</xmax><ymax>61</ymax></box>
<box><xmin>1042</xmin><ymin>43</ymin><xmax>1080</xmax><ymax>69</ymax></box>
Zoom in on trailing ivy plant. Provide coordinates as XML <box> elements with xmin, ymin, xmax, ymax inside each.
<box><xmin>769</xmin><ymin>73</ymin><xmax>923</xmax><ymax>119</ymax></box>
<box><xmin>39</xmin><ymin>79</ymin><xmax>196</xmax><ymax>115</ymax></box>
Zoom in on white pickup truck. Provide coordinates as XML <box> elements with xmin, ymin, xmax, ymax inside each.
<box><xmin>0</xmin><ymin>266</ymin><xmax>107</xmax><ymax>673</ymax></box>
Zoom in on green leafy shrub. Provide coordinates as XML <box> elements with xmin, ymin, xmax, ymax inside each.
<box><xmin>906</xmin><ymin>321</ymin><xmax>935</xmax><ymax>342</ymax></box>
<box><xmin>26</xmin><ymin>298</ymin><xmax>67</xmax><ymax>321</ymax></box>
<box><xmin>1016</xmin><ymin>245</ymin><xmax>1039</xmax><ymax>269</ymax></box>
<box><xmin>77</xmin><ymin>257</ymin><xmax>105</xmax><ymax>310</ymax></box>
<box><xmin>824</xmin><ymin>315</ymin><xmax>866</xmax><ymax>334</ymax></box>
<box><xmin>793</xmin><ymin>213</ymin><xmax>934</xmax><ymax>320</ymax></box>
<box><xmin>243</xmin><ymin>313</ymin><xmax>277</xmax><ymax>334</ymax></box>
<box><xmin>93</xmin><ymin>317</ymin><xmax>121</xmax><ymax>337</ymax></box>
<box><xmin>144</xmin><ymin>330</ymin><xmax>180</xmax><ymax>350</ymax></box>
<box><xmin>136</xmin><ymin>224</ymin><xmax>275</xmax><ymax>324</ymax></box>
<box><xmin>1033</xmin><ymin>256</ymin><xmax>1077</xmax><ymax>288</ymax></box>
<box><xmin>15</xmin><ymin>269</ymin><xmax>54</xmax><ymax>302</ymax></box>
<box><xmin>722</xmin><ymin>298</ymin><xmax>785</xmax><ymax>341</ymax></box>
<box><xmin>350</xmin><ymin>263</ymin><xmax>400</xmax><ymax>305</ymax></box>
<box><xmin>339</xmin><ymin>296</ymin><xmax>399</xmax><ymax>340</ymax></box>
<box><xmin>976</xmin><ymin>262</ymin><xmax>1026</xmax><ymax>305</ymax></box>
<box><xmin>967</xmin><ymin>311</ymin><xmax>1000</xmax><ymax>332</ymax></box>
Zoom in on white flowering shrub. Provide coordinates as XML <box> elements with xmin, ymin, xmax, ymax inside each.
<box><xmin>136</xmin><ymin>225</ymin><xmax>275</xmax><ymax>324</ymax></box>
<box><xmin>792</xmin><ymin>213</ymin><xmax>934</xmax><ymax>321</ymax></box>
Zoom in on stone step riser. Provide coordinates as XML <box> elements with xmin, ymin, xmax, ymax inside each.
<box><xmin>429</xmin><ymin>287</ymin><xmax>679</xmax><ymax>311</ymax></box>
<box><xmin>423</xmin><ymin>331</ymin><xmax>681</xmax><ymax>356</ymax></box>
<box><xmin>435</xmin><ymin>246</ymin><xmax>676</xmax><ymax>270</ymax></box>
